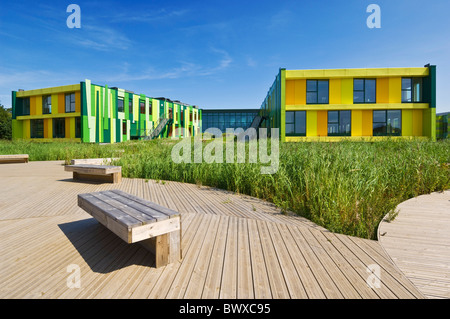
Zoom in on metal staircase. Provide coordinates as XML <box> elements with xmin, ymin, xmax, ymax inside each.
<box><xmin>249</xmin><ymin>115</ymin><xmax>264</xmax><ymax>130</ymax></box>
<box><xmin>143</xmin><ymin>117</ymin><xmax>172</xmax><ymax>140</ymax></box>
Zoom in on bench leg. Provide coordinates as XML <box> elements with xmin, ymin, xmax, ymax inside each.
<box><xmin>140</xmin><ymin>230</ymin><xmax>181</xmax><ymax>268</ymax></box>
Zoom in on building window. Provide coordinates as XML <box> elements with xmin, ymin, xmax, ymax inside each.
<box><xmin>42</xmin><ymin>95</ymin><xmax>51</xmax><ymax>114</ymax></box>
<box><xmin>402</xmin><ymin>78</ymin><xmax>422</xmax><ymax>103</ymax></box>
<box><xmin>353</xmin><ymin>79</ymin><xmax>376</xmax><ymax>103</ymax></box>
<box><xmin>373</xmin><ymin>110</ymin><xmax>402</xmax><ymax>136</ymax></box>
<box><xmin>75</xmin><ymin>117</ymin><xmax>81</xmax><ymax>138</ymax></box>
<box><xmin>328</xmin><ymin>111</ymin><xmax>351</xmax><ymax>136</ymax></box>
<box><xmin>122</xmin><ymin>121</ymin><xmax>127</xmax><ymax>134</ymax></box>
<box><xmin>65</xmin><ymin>93</ymin><xmax>76</xmax><ymax>113</ymax></box>
<box><xmin>129</xmin><ymin>97</ymin><xmax>133</xmax><ymax>115</ymax></box>
<box><xmin>30</xmin><ymin>119</ymin><xmax>44</xmax><ymax>138</ymax></box>
<box><xmin>117</xmin><ymin>98</ymin><xmax>124</xmax><ymax>112</ymax></box>
<box><xmin>307</xmin><ymin>80</ymin><xmax>329</xmax><ymax>104</ymax></box>
<box><xmin>140</xmin><ymin>100</ymin><xmax>145</xmax><ymax>114</ymax></box>
<box><xmin>149</xmin><ymin>103</ymin><xmax>152</xmax><ymax>116</ymax></box>
<box><xmin>22</xmin><ymin>97</ymin><xmax>30</xmax><ymax>115</ymax></box>
<box><xmin>53</xmin><ymin>118</ymin><xmax>65</xmax><ymax>138</ymax></box>
<box><xmin>285</xmin><ymin>111</ymin><xmax>306</xmax><ymax>136</ymax></box>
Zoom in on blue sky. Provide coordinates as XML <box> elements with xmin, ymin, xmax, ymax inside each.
<box><xmin>0</xmin><ymin>0</ymin><xmax>449</xmax><ymax>113</ymax></box>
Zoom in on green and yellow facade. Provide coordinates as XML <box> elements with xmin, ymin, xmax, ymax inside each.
<box><xmin>11</xmin><ymin>80</ymin><xmax>202</xmax><ymax>143</ymax></box>
<box><xmin>260</xmin><ymin>65</ymin><xmax>437</xmax><ymax>141</ymax></box>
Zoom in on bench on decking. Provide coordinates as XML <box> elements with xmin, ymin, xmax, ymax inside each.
<box><xmin>0</xmin><ymin>154</ymin><xmax>29</xmax><ymax>164</ymax></box>
<box><xmin>65</xmin><ymin>164</ymin><xmax>122</xmax><ymax>184</ymax></box>
<box><xmin>78</xmin><ymin>190</ymin><xmax>181</xmax><ymax>268</ymax></box>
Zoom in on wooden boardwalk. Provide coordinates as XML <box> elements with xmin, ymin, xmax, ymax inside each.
<box><xmin>0</xmin><ymin>161</ymin><xmax>424</xmax><ymax>299</ymax></box>
<box><xmin>378</xmin><ymin>191</ymin><xmax>450</xmax><ymax>299</ymax></box>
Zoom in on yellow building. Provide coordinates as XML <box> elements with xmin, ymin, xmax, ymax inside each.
<box><xmin>259</xmin><ymin>65</ymin><xmax>437</xmax><ymax>141</ymax></box>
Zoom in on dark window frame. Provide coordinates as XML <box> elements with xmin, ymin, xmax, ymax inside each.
<box><xmin>139</xmin><ymin>100</ymin><xmax>145</xmax><ymax>114</ymax></box>
<box><xmin>285</xmin><ymin>111</ymin><xmax>306</xmax><ymax>137</ymax></box>
<box><xmin>22</xmin><ymin>97</ymin><xmax>30</xmax><ymax>116</ymax></box>
<box><xmin>353</xmin><ymin>79</ymin><xmax>377</xmax><ymax>104</ymax></box>
<box><xmin>402</xmin><ymin>77</ymin><xmax>423</xmax><ymax>103</ymax></box>
<box><xmin>306</xmin><ymin>80</ymin><xmax>329</xmax><ymax>105</ymax></box>
<box><xmin>327</xmin><ymin>110</ymin><xmax>351</xmax><ymax>136</ymax></box>
<box><xmin>30</xmin><ymin>119</ymin><xmax>44</xmax><ymax>138</ymax></box>
<box><xmin>75</xmin><ymin>117</ymin><xmax>81</xmax><ymax>138</ymax></box>
<box><xmin>122</xmin><ymin>120</ymin><xmax>127</xmax><ymax>135</ymax></box>
<box><xmin>42</xmin><ymin>95</ymin><xmax>51</xmax><ymax>114</ymax></box>
<box><xmin>373</xmin><ymin>110</ymin><xmax>402</xmax><ymax>136</ymax></box>
<box><xmin>117</xmin><ymin>98</ymin><xmax>124</xmax><ymax>113</ymax></box>
<box><xmin>53</xmin><ymin>118</ymin><xmax>65</xmax><ymax>138</ymax></box>
<box><xmin>65</xmin><ymin>93</ymin><xmax>76</xmax><ymax>113</ymax></box>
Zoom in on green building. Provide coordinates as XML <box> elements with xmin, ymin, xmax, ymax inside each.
<box><xmin>11</xmin><ymin>79</ymin><xmax>201</xmax><ymax>143</ymax></box>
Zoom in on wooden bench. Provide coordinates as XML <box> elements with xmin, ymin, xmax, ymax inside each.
<box><xmin>65</xmin><ymin>164</ymin><xmax>122</xmax><ymax>184</ymax></box>
<box><xmin>0</xmin><ymin>154</ymin><xmax>29</xmax><ymax>164</ymax></box>
<box><xmin>78</xmin><ymin>190</ymin><xmax>181</xmax><ymax>268</ymax></box>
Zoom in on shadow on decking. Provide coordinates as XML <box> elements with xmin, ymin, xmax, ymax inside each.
<box><xmin>58</xmin><ymin>218</ymin><xmax>156</xmax><ymax>273</ymax></box>
<box><xmin>56</xmin><ymin>178</ymin><xmax>110</xmax><ymax>185</ymax></box>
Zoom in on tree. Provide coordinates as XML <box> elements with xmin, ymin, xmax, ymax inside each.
<box><xmin>0</xmin><ymin>104</ymin><xmax>12</xmax><ymax>140</ymax></box>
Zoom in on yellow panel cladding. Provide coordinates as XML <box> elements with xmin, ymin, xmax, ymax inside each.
<box><xmin>402</xmin><ymin>110</ymin><xmax>413</xmax><ymax>136</ymax></box>
<box><xmin>23</xmin><ymin>120</ymin><xmax>30</xmax><ymax>139</ymax></box>
<box><xmin>70</xmin><ymin>117</ymin><xmax>76</xmax><ymax>138</ymax></box>
<box><xmin>295</xmin><ymin>80</ymin><xmax>306</xmax><ymax>104</ymax></box>
<box><xmin>317</xmin><ymin>110</ymin><xmax>327</xmax><ymax>136</ymax></box>
<box><xmin>285</xmin><ymin>67</ymin><xmax>429</xmax><ymax>79</ymax></box>
<box><xmin>285</xmin><ymin>80</ymin><xmax>306</xmax><ymax>105</ymax></box>
<box><xmin>65</xmin><ymin>118</ymin><xmax>71</xmax><ymax>138</ymax></box>
<box><xmin>412</xmin><ymin>109</ymin><xmax>423</xmax><ymax>136</ymax></box>
<box><xmin>351</xmin><ymin>110</ymin><xmax>363</xmax><ymax>136</ymax></box>
<box><xmin>35</xmin><ymin>96</ymin><xmax>42</xmax><ymax>116</ymax></box>
<box><xmin>389</xmin><ymin>77</ymin><xmax>402</xmax><ymax>103</ymax></box>
<box><xmin>306</xmin><ymin>110</ymin><xmax>317</xmax><ymax>136</ymax></box>
<box><xmin>329</xmin><ymin>79</ymin><xmax>341</xmax><ymax>104</ymax></box>
<box><xmin>376</xmin><ymin>78</ymin><xmax>389</xmax><ymax>103</ymax></box>
<box><xmin>58</xmin><ymin>94</ymin><xmax>65</xmax><ymax>114</ymax></box>
<box><xmin>52</xmin><ymin>94</ymin><xmax>59</xmax><ymax>115</ymax></box>
<box><xmin>361</xmin><ymin>110</ymin><xmax>373</xmax><ymax>136</ymax></box>
<box><xmin>341</xmin><ymin>78</ymin><xmax>353</xmax><ymax>104</ymax></box>
<box><xmin>285</xmin><ymin>103</ymin><xmax>428</xmax><ymax>111</ymax></box>
<box><xmin>286</xmin><ymin>80</ymin><xmax>294</xmax><ymax>105</ymax></box>
<box><xmin>15</xmin><ymin>84</ymin><xmax>81</xmax><ymax>97</ymax></box>
<box><xmin>75</xmin><ymin>91</ymin><xmax>81</xmax><ymax>113</ymax></box>
<box><xmin>47</xmin><ymin>118</ymin><xmax>53</xmax><ymax>138</ymax></box>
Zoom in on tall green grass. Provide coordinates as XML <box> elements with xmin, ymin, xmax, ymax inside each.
<box><xmin>114</xmin><ymin>138</ymin><xmax>449</xmax><ymax>239</ymax></box>
<box><xmin>1</xmin><ymin>138</ymin><xmax>448</xmax><ymax>239</ymax></box>
<box><xmin>0</xmin><ymin>139</ymin><xmax>123</xmax><ymax>163</ymax></box>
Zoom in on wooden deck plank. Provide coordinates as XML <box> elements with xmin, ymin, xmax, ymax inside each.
<box><xmin>275</xmin><ymin>223</ymin><xmax>326</xmax><ymax>299</ymax></box>
<box><xmin>201</xmin><ymin>216</ymin><xmax>230</xmax><ymax>299</ymax></box>
<box><xmin>378</xmin><ymin>191</ymin><xmax>450</xmax><ymax>299</ymax></box>
<box><xmin>287</xmin><ymin>226</ymin><xmax>344</xmax><ymax>299</ymax></box>
<box><xmin>246</xmin><ymin>219</ymin><xmax>272</xmax><ymax>299</ymax></box>
<box><xmin>219</xmin><ymin>216</ymin><xmax>238</xmax><ymax>299</ymax></box>
<box><xmin>236</xmin><ymin>218</ymin><xmax>254</xmax><ymax>299</ymax></box>
<box><xmin>255</xmin><ymin>220</ymin><xmax>290</xmax><ymax>298</ymax></box>
<box><xmin>0</xmin><ymin>161</ymin><xmax>431</xmax><ymax>299</ymax></box>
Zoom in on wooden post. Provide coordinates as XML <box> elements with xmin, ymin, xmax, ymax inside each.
<box><xmin>139</xmin><ymin>229</ymin><xmax>181</xmax><ymax>268</ymax></box>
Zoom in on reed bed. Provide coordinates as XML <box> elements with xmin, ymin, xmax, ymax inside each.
<box><xmin>1</xmin><ymin>138</ymin><xmax>448</xmax><ymax>239</ymax></box>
